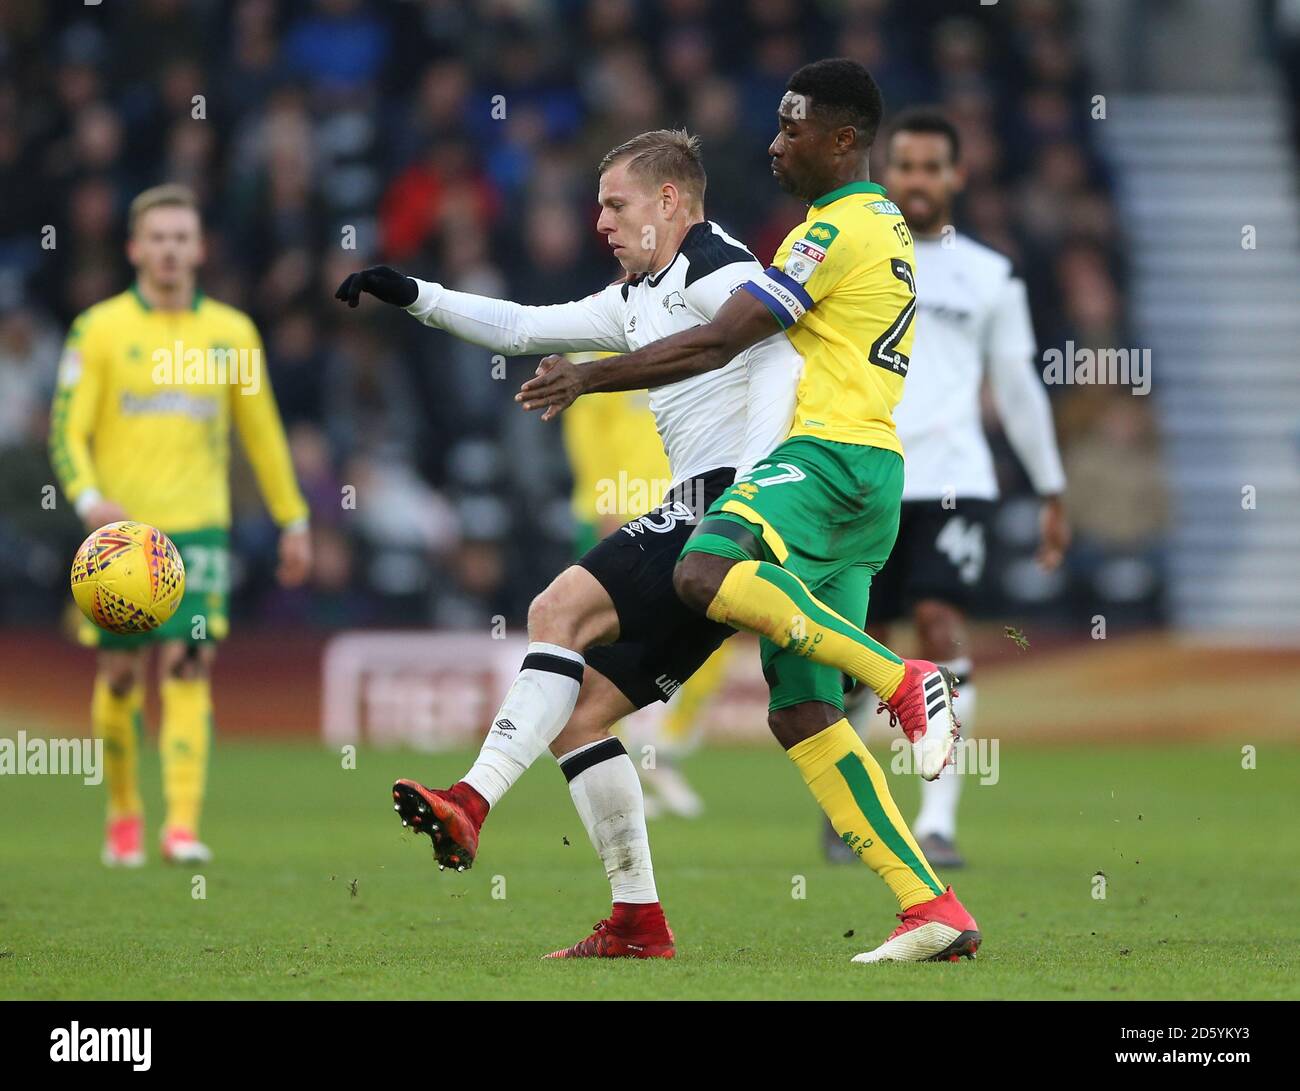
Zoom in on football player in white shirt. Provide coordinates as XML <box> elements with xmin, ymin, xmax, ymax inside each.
<box><xmin>832</xmin><ymin>109</ymin><xmax>1071</xmax><ymax>868</ymax></box>
<box><xmin>336</xmin><ymin>129</ymin><xmax>801</xmax><ymax>958</ymax></box>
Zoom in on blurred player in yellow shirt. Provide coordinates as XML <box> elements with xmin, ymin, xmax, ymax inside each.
<box><xmin>561</xmin><ymin>353</ymin><xmax>732</xmax><ymax>818</ymax></box>
<box><xmin>49</xmin><ymin>184</ymin><xmax>311</xmax><ymax>866</ymax></box>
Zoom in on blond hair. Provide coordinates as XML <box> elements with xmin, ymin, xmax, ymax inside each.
<box><xmin>598</xmin><ymin>129</ymin><xmax>706</xmax><ymax>208</ymax></box>
<box><xmin>128</xmin><ymin>183</ymin><xmax>200</xmax><ymax>235</ymax></box>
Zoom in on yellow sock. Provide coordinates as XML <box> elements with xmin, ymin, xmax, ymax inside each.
<box><xmin>160</xmin><ymin>677</ymin><xmax>212</xmax><ymax>834</ymax></box>
<box><xmin>708</xmin><ymin>560</ymin><xmax>906</xmax><ymax>698</ymax></box>
<box><xmin>788</xmin><ymin>719</ymin><xmax>944</xmax><ymax>910</ymax></box>
<box><xmin>93</xmin><ymin>676</ymin><xmax>144</xmax><ymax>819</ymax></box>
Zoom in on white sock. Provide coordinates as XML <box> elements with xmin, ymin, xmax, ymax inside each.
<box><xmin>461</xmin><ymin>642</ymin><xmax>584</xmax><ymax>808</ymax></box>
<box><xmin>914</xmin><ymin>659</ymin><xmax>975</xmax><ymax>841</ymax></box>
<box><xmin>559</xmin><ymin>736</ymin><xmax>658</xmax><ymax>904</ymax></box>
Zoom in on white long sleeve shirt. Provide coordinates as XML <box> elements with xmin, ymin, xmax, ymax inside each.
<box><xmin>404</xmin><ymin>221</ymin><xmax>802</xmax><ymax>488</ymax></box>
<box><xmin>894</xmin><ymin>234</ymin><xmax>1066</xmax><ymax>502</ymax></box>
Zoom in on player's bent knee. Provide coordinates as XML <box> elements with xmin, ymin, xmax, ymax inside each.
<box><xmin>527</xmin><ymin>580</ymin><xmax>584</xmax><ymax>645</ymax></box>
<box><xmin>673</xmin><ymin>553</ymin><xmax>728</xmax><ymax>615</ymax></box>
<box><xmin>527</xmin><ymin>568</ymin><xmax>617</xmax><ymax>649</ymax></box>
<box><xmin>100</xmin><ymin>655</ymin><xmax>139</xmax><ymax>696</ymax></box>
<box><xmin>161</xmin><ymin>642</ymin><xmax>213</xmax><ymax>682</ymax></box>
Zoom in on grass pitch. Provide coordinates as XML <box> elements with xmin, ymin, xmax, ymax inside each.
<box><xmin>1</xmin><ymin>738</ymin><xmax>1296</xmax><ymax>1000</ymax></box>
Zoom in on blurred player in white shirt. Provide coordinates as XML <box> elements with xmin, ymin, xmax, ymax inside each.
<box><xmin>834</xmin><ymin>109</ymin><xmax>1071</xmax><ymax>867</ymax></box>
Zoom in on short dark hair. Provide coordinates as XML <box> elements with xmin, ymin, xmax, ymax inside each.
<box><xmin>598</xmin><ymin>128</ymin><xmax>707</xmax><ymax>208</ymax></box>
<box><xmin>888</xmin><ymin>107</ymin><xmax>961</xmax><ymax>164</ymax></box>
<box><xmin>786</xmin><ymin>58</ymin><xmax>884</xmax><ymax>147</ymax></box>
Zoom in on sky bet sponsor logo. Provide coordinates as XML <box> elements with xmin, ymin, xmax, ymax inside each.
<box><xmin>50</xmin><ymin>1022</ymin><xmax>151</xmax><ymax>1071</ymax></box>
<box><xmin>791</xmin><ymin>239</ymin><xmax>827</xmax><ymax>265</ymax></box>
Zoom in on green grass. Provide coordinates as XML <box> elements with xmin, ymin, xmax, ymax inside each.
<box><xmin>0</xmin><ymin>739</ymin><xmax>1296</xmax><ymax>999</ymax></box>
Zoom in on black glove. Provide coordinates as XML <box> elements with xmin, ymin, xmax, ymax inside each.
<box><xmin>334</xmin><ymin>266</ymin><xmax>419</xmax><ymax>308</ymax></box>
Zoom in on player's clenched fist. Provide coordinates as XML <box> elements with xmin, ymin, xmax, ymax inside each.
<box><xmin>334</xmin><ymin>265</ymin><xmax>418</xmax><ymax>308</ymax></box>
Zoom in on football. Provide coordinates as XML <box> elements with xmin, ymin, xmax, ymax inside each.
<box><xmin>70</xmin><ymin>521</ymin><xmax>186</xmax><ymax>635</ymax></box>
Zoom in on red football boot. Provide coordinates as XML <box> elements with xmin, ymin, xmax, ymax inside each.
<box><xmin>102</xmin><ymin>814</ymin><xmax>145</xmax><ymax>868</ymax></box>
<box><xmin>543</xmin><ymin>902</ymin><xmax>676</xmax><ymax>960</ymax></box>
<box><xmin>852</xmin><ymin>886</ymin><xmax>980</xmax><ymax>963</ymax></box>
<box><xmin>879</xmin><ymin>659</ymin><xmax>961</xmax><ymax>781</ymax></box>
<box><xmin>160</xmin><ymin>827</ymin><xmax>212</xmax><ymax>864</ymax></box>
<box><xmin>391</xmin><ymin>779</ymin><xmax>486</xmax><ymax>871</ymax></box>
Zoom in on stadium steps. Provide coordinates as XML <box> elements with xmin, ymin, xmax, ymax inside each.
<box><xmin>1097</xmin><ymin>93</ymin><xmax>1300</xmax><ymax>638</ymax></box>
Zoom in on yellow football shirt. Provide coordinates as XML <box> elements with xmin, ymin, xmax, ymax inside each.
<box><xmin>50</xmin><ymin>285</ymin><xmax>308</xmax><ymax>533</ymax></box>
<box><xmin>742</xmin><ymin>181</ymin><xmax>916</xmax><ymax>454</ymax></box>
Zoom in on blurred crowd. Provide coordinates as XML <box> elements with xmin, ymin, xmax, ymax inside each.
<box><xmin>0</xmin><ymin>0</ymin><xmax>1161</xmax><ymax>632</ymax></box>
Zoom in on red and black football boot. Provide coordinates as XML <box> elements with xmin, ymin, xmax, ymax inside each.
<box><xmin>543</xmin><ymin>902</ymin><xmax>676</xmax><ymax>960</ymax></box>
<box><xmin>391</xmin><ymin>779</ymin><xmax>487</xmax><ymax>871</ymax></box>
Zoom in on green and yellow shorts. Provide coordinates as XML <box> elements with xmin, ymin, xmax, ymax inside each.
<box><xmin>680</xmin><ymin>435</ymin><xmax>904</xmax><ymax>712</ymax></box>
<box><xmin>79</xmin><ymin>526</ymin><xmax>231</xmax><ymax>651</ymax></box>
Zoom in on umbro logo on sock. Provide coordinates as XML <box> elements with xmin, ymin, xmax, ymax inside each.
<box><xmin>493</xmin><ymin>718</ymin><xmax>516</xmax><ymax>734</ymax></box>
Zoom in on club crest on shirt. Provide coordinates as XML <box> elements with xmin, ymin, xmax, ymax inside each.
<box><xmin>804</xmin><ymin>222</ymin><xmax>839</xmax><ymax>246</ymax></box>
<box><xmin>662</xmin><ymin>290</ymin><xmax>687</xmax><ymax>313</ymax></box>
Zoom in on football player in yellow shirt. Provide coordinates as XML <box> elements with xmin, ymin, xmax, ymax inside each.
<box><xmin>519</xmin><ymin>59</ymin><xmax>980</xmax><ymax>963</ymax></box>
<box><xmin>50</xmin><ymin>184</ymin><xmax>311</xmax><ymax>867</ymax></box>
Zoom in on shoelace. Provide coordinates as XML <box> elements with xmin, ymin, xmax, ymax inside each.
<box><xmin>887</xmin><ymin>900</ymin><xmax>936</xmax><ymax>938</ymax></box>
<box><xmin>570</xmin><ymin>921</ymin><xmax>614</xmax><ymax>954</ymax></box>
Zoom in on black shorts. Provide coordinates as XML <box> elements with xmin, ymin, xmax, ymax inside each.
<box><xmin>580</xmin><ymin>467</ymin><xmax>736</xmax><ymax>709</ymax></box>
<box><xmin>868</xmin><ymin>498</ymin><xmax>995</xmax><ymax>625</ymax></box>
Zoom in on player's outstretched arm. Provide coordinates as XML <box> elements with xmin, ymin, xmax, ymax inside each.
<box><xmin>517</xmin><ymin>288</ymin><xmax>780</xmax><ymax>421</ymax></box>
<box><xmin>335</xmin><ymin>265</ymin><xmax>628</xmax><ymax>358</ymax></box>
